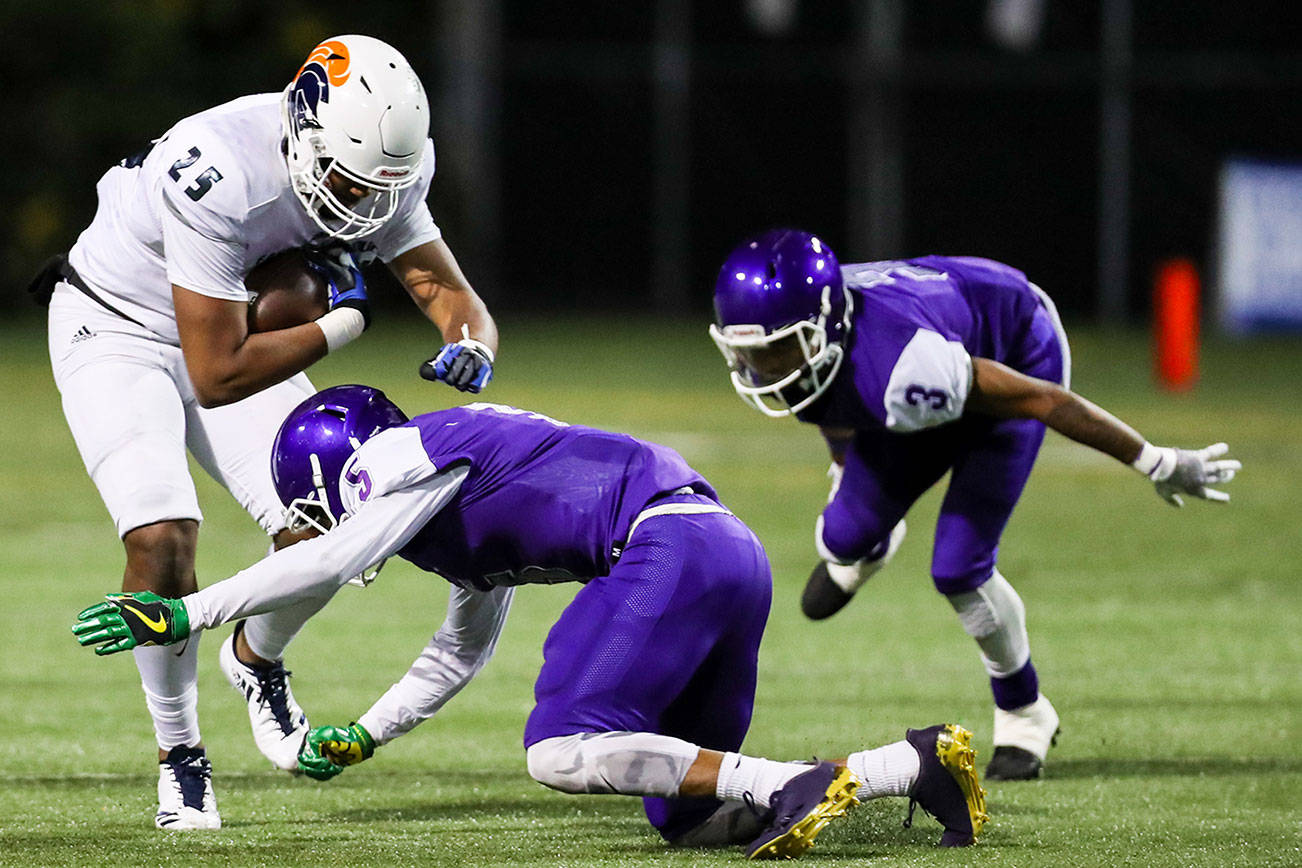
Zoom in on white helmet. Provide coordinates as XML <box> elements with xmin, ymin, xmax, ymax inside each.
<box><xmin>282</xmin><ymin>35</ymin><xmax>429</xmax><ymax>240</ymax></box>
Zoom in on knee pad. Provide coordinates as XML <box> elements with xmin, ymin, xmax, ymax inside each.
<box><xmin>945</xmin><ymin>570</ymin><xmax>1030</xmax><ymax>678</ymax></box>
<box><xmin>525</xmin><ymin>732</ymin><xmax>698</xmax><ymax>799</ymax></box>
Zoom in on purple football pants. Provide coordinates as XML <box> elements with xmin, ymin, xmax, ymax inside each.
<box><xmin>820</xmin><ymin>302</ymin><xmax>1067</xmax><ymax>595</ymax></box>
<box><xmin>523</xmin><ymin>500</ymin><xmax>772</xmax><ymax>840</ymax></box>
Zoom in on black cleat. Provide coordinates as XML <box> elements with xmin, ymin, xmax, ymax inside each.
<box><xmin>904</xmin><ymin>724</ymin><xmax>988</xmax><ymax>847</ymax></box>
<box><xmin>800</xmin><ymin>520</ymin><xmax>905</xmax><ymax>620</ymax></box>
<box><xmin>989</xmin><ymin>695</ymin><xmax>1059</xmax><ymax>780</ymax></box>
<box><xmin>985</xmin><ymin>746</ymin><xmax>1044</xmax><ymax>781</ymax></box>
<box><xmin>800</xmin><ymin>562</ymin><xmax>855</xmax><ymax>620</ymax></box>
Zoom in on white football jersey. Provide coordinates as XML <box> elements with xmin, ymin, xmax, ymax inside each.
<box><xmin>67</xmin><ymin>93</ymin><xmax>440</xmax><ymax>344</ymax></box>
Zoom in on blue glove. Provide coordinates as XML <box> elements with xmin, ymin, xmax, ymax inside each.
<box><xmin>307</xmin><ymin>244</ymin><xmax>370</xmax><ymax>328</ymax></box>
<box><xmin>420</xmin><ymin>333</ymin><xmax>494</xmax><ymax>393</ymax></box>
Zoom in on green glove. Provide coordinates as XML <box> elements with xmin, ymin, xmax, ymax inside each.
<box><xmin>71</xmin><ymin>591</ymin><xmax>191</xmax><ymax>655</ymax></box>
<box><xmin>297</xmin><ymin>735</ymin><xmax>344</xmax><ymax>781</ymax></box>
<box><xmin>298</xmin><ymin>723</ymin><xmax>375</xmax><ymax>780</ymax></box>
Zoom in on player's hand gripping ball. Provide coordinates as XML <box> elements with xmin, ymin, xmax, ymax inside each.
<box><xmin>245</xmin><ymin>248</ymin><xmax>331</xmax><ymax>332</ymax></box>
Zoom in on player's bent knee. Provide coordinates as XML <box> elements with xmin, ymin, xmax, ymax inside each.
<box><xmin>667</xmin><ymin>801</ymin><xmax>766</xmax><ymax>848</ymax></box>
<box><xmin>122</xmin><ymin>519</ymin><xmax>199</xmax><ymax>593</ymax></box>
<box><xmin>817</xmin><ymin>509</ymin><xmax>894</xmax><ymax>564</ymax></box>
<box><xmin>930</xmin><ymin>556</ymin><xmax>999</xmax><ymax>596</ymax></box>
<box><xmin>525</xmin><ymin>732</ymin><xmax>698</xmax><ymax>799</ymax></box>
<box><xmin>526</xmin><ymin>736</ymin><xmax>588</xmax><ymax>794</ymax></box>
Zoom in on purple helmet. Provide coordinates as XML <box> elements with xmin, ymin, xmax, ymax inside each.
<box><xmin>708</xmin><ymin>228</ymin><xmax>852</xmax><ymax>416</ymax></box>
<box><xmin>271</xmin><ymin>384</ymin><xmax>409</xmax><ymax>534</ymax></box>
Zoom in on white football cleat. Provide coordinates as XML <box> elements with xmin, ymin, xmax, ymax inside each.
<box><xmin>219</xmin><ymin>625</ymin><xmax>309</xmax><ymax>772</ymax></box>
<box><xmin>986</xmin><ymin>694</ymin><xmax>1060</xmax><ymax>780</ymax></box>
<box><xmin>156</xmin><ymin>747</ymin><xmax>221</xmax><ymax>830</ymax></box>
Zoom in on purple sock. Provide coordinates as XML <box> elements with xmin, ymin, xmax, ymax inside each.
<box><xmin>991</xmin><ymin>659</ymin><xmax>1039</xmax><ymax>710</ymax></box>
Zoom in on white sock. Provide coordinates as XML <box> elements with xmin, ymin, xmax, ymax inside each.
<box><xmin>845</xmin><ymin>740</ymin><xmax>919</xmax><ymax>800</ymax></box>
<box><xmin>134</xmin><ymin>636</ymin><xmax>202</xmax><ymax>751</ymax></box>
<box><xmin>715</xmin><ymin>752</ymin><xmax>811</xmax><ymax>809</ymax></box>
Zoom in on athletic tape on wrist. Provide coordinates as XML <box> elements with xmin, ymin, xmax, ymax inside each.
<box><xmin>1131</xmin><ymin>442</ymin><xmax>1175</xmax><ymax>480</ymax></box>
<box><xmin>316</xmin><ymin>307</ymin><xmax>367</xmax><ymax>353</ymax></box>
<box><xmin>459</xmin><ymin>337</ymin><xmax>495</xmax><ymax>364</ymax></box>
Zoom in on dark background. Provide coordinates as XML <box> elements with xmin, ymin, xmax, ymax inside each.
<box><xmin>5</xmin><ymin>1</ymin><xmax>1302</xmax><ymax>322</ymax></box>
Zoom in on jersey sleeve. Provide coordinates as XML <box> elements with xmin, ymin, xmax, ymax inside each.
<box><xmin>357</xmin><ymin>583</ymin><xmax>514</xmax><ymax>745</ymax></box>
<box><xmin>340</xmin><ymin>425</ymin><xmax>443</xmax><ymax>517</ymax></box>
<box><xmin>183</xmin><ymin>468</ymin><xmax>468</xmax><ymax>630</ymax></box>
<box><xmin>882</xmin><ymin>328</ymin><xmax>973</xmax><ymax>432</ymax></box>
<box><xmin>370</xmin><ymin>139</ymin><xmax>442</xmax><ymax>263</ymax></box>
<box><xmin>155</xmin><ymin>135</ymin><xmax>253</xmax><ymax>301</ymax></box>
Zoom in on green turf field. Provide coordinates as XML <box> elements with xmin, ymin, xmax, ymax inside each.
<box><xmin>1</xmin><ymin>313</ymin><xmax>1299</xmax><ymax>866</ymax></box>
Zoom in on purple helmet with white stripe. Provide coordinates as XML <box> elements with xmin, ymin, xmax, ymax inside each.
<box><xmin>709</xmin><ymin>229</ymin><xmax>852</xmax><ymax>417</ymax></box>
<box><xmin>271</xmin><ymin>384</ymin><xmax>409</xmax><ymax>535</ymax></box>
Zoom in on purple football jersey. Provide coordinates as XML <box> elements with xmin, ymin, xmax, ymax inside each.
<box><xmin>798</xmin><ymin>256</ymin><xmax>1056</xmax><ymax>431</ymax></box>
<box><xmin>395</xmin><ymin>404</ymin><xmax>715</xmax><ymax>590</ymax></box>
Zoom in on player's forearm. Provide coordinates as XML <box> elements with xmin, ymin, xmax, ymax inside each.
<box><xmin>182</xmin><ymin>535</ymin><xmax>351</xmax><ymax>629</ymax></box>
<box><xmin>820</xmin><ymin>426</ymin><xmax>854</xmax><ymax>465</ymax></box>
<box><xmin>1042</xmin><ymin>390</ymin><xmax>1146</xmax><ymax>464</ymax></box>
<box><xmin>184</xmin><ymin>487</ymin><xmax>442</xmax><ymax>628</ymax></box>
<box><xmin>969</xmin><ymin>357</ymin><xmax>1145</xmax><ymax>464</ymax></box>
<box><xmin>427</xmin><ymin>288</ymin><xmax>497</xmax><ymax>352</ymax></box>
<box><xmin>187</xmin><ymin>325</ymin><xmax>327</xmax><ymax>407</ymax></box>
<box><xmin>357</xmin><ymin>586</ymin><xmax>513</xmax><ymax>744</ymax></box>
<box><xmin>391</xmin><ymin>240</ymin><xmax>498</xmax><ymax>352</ymax></box>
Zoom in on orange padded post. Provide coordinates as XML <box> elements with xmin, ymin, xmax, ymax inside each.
<box><xmin>1153</xmin><ymin>258</ymin><xmax>1200</xmax><ymax>391</ymax></box>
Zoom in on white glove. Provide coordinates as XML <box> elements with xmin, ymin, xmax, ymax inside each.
<box><xmin>1132</xmin><ymin>442</ymin><xmax>1241</xmax><ymax>507</ymax></box>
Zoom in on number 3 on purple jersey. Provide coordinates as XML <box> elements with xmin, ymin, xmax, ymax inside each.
<box><xmin>904</xmin><ymin>384</ymin><xmax>948</xmax><ymax>410</ymax></box>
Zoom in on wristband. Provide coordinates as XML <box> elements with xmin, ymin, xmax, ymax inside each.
<box><xmin>456</xmin><ymin>323</ymin><xmax>495</xmax><ymax>363</ymax></box>
<box><xmin>315</xmin><ymin>307</ymin><xmax>366</xmax><ymax>353</ymax></box>
<box><xmin>458</xmin><ymin>337</ymin><xmax>495</xmax><ymax>364</ymax></box>
<box><xmin>1131</xmin><ymin>442</ymin><xmax>1176</xmax><ymax>481</ymax></box>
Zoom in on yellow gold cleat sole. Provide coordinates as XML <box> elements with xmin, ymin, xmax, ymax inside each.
<box><xmin>935</xmin><ymin>724</ymin><xmax>990</xmax><ymax>841</ymax></box>
<box><xmin>748</xmin><ymin>766</ymin><xmax>860</xmax><ymax>860</ymax></box>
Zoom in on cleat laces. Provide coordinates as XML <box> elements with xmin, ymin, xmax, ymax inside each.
<box><xmin>253</xmin><ymin>663</ymin><xmax>298</xmax><ymax>734</ymax></box>
<box><xmin>165</xmin><ymin>749</ymin><xmax>212</xmax><ymax>811</ymax></box>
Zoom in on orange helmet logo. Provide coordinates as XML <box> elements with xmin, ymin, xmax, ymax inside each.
<box><xmin>297</xmin><ymin>40</ymin><xmax>351</xmax><ymax>87</ymax></box>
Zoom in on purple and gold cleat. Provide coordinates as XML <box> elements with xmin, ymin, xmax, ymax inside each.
<box><xmin>746</xmin><ymin>761</ymin><xmax>860</xmax><ymax>860</ymax></box>
<box><xmin>904</xmin><ymin>724</ymin><xmax>989</xmax><ymax>847</ymax></box>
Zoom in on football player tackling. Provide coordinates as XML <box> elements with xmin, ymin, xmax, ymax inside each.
<box><xmin>75</xmin><ymin>387</ymin><xmax>989</xmax><ymax>857</ymax></box>
<box><xmin>39</xmin><ymin>36</ymin><xmax>497</xmax><ymax>829</ymax></box>
<box><xmin>708</xmin><ymin>229</ymin><xmax>1241</xmax><ymax>781</ymax></box>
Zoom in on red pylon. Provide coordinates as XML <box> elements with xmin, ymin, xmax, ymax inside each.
<box><xmin>1153</xmin><ymin>258</ymin><xmax>1200</xmax><ymax>392</ymax></box>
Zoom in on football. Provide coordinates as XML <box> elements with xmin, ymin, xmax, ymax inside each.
<box><xmin>245</xmin><ymin>248</ymin><xmax>330</xmax><ymax>333</ymax></box>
